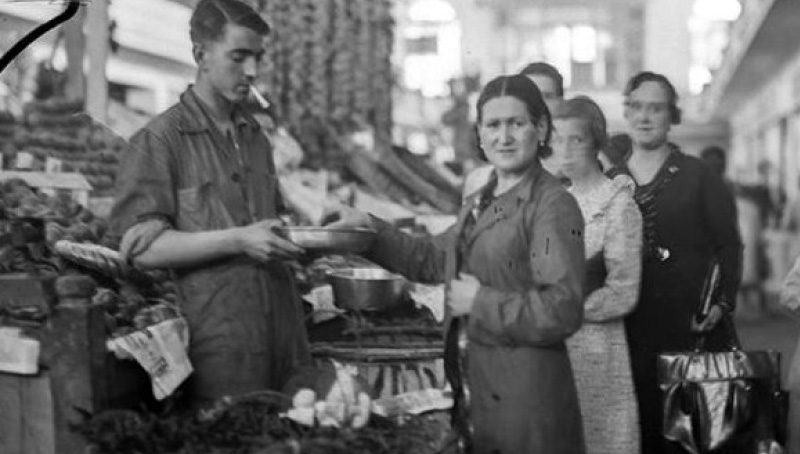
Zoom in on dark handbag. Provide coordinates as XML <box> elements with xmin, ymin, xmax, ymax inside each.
<box><xmin>658</xmin><ymin>262</ymin><xmax>787</xmax><ymax>453</ymax></box>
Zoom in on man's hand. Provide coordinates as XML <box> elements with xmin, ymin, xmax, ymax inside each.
<box><xmin>691</xmin><ymin>304</ymin><xmax>725</xmax><ymax>332</ymax></box>
<box><xmin>320</xmin><ymin>205</ymin><xmax>374</xmax><ymax>230</ymax></box>
<box><xmin>237</xmin><ymin>219</ymin><xmax>305</xmax><ymax>262</ymax></box>
<box><xmin>447</xmin><ymin>273</ymin><xmax>480</xmax><ymax>317</ymax></box>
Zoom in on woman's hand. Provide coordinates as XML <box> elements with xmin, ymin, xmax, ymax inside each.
<box><xmin>691</xmin><ymin>304</ymin><xmax>724</xmax><ymax>332</ymax></box>
<box><xmin>447</xmin><ymin>273</ymin><xmax>480</xmax><ymax>317</ymax></box>
<box><xmin>320</xmin><ymin>204</ymin><xmax>374</xmax><ymax>230</ymax></box>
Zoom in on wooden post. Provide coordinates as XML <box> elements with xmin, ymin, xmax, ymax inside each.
<box><xmin>63</xmin><ymin>4</ymin><xmax>86</xmax><ymax>102</ymax></box>
<box><xmin>48</xmin><ymin>274</ymin><xmax>101</xmax><ymax>454</ymax></box>
<box><xmin>85</xmin><ymin>0</ymin><xmax>109</xmax><ymax>123</ymax></box>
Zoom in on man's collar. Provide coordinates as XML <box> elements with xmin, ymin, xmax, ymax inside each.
<box><xmin>177</xmin><ymin>86</ymin><xmax>255</xmax><ymax>133</ymax></box>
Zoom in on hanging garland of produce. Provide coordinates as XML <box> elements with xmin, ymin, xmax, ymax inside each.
<box><xmin>371</xmin><ymin>0</ymin><xmax>395</xmax><ymax>151</ymax></box>
<box><xmin>329</xmin><ymin>0</ymin><xmax>356</xmax><ymax>125</ymax></box>
<box><xmin>352</xmin><ymin>0</ymin><xmax>373</xmax><ymax>121</ymax></box>
<box><xmin>257</xmin><ymin>0</ymin><xmax>395</xmax><ymax>166</ymax></box>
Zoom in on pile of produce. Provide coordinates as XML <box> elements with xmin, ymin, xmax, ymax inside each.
<box><xmin>0</xmin><ymin>178</ymin><xmax>108</xmax><ymax>274</ymax></box>
<box><xmin>73</xmin><ymin>391</ymin><xmax>450</xmax><ymax>454</ymax></box>
<box><xmin>93</xmin><ymin>282</ymin><xmax>180</xmax><ymax>338</ymax></box>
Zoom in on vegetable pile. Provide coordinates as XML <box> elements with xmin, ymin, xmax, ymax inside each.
<box><xmin>0</xmin><ymin>178</ymin><xmax>108</xmax><ymax>274</ymax></box>
<box><xmin>73</xmin><ymin>392</ymin><xmax>450</xmax><ymax>454</ymax></box>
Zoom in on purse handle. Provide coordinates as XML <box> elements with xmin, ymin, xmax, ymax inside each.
<box><xmin>693</xmin><ymin>260</ymin><xmax>742</xmax><ymax>352</ymax></box>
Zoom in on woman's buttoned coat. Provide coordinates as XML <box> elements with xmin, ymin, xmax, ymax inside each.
<box><xmin>367</xmin><ymin>165</ymin><xmax>587</xmax><ymax>454</ymax></box>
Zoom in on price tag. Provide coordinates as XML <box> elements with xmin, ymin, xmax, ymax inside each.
<box><xmin>15</xmin><ymin>151</ymin><xmax>34</xmax><ymax>169</ymax></box>
<box><xmin>45</xmin><ymin>157</ymin><xmax>63</xmax><ymax>173</ymax></box>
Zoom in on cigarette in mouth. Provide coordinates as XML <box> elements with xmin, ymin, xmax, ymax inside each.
<box><xmin>250</xmin><ymin>85</ymin><xmax>270</xmax><ymax>109</ymax></box>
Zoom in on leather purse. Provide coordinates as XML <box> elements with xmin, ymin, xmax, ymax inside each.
<box><xmin>658</xmin><ymin>262</ymin><xmax>787</xmax><ymax>453</ymax></box>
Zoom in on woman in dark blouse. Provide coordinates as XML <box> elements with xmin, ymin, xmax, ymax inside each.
<box><xmin>620</xmin><ymin>71</ymin><xmax>743</xmax><ymax>454</ymax></box>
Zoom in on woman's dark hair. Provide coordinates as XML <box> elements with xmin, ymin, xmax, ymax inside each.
<box><xmin>190</xmin><ymin>0</ymin><xmax>271</xmax><ymax>45</ymax></box>
<box><xmin>551</xmin><ymin>95</ymin><xmax>608</xmax><ymax>152</ymax></box>
<box><xmin>603</xmin><ymin>133</ymin><xmax>632</xmax><ymax>167</ymax></box>
<box><xmin>519</xmin><ymin>62</ymin><xmax>564</xmax><ymax>97</ymax></box>
<box><xmin>474</xmin><ymin>74</ymin><xmax>553</xmax><ymax>161</ymax></box>
<box><xmin>623</xmin><ymin>71</ymin><xmax>682</xmax><ymax>124</ymax></box>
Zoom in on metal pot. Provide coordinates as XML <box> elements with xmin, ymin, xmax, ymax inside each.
<box><xmin>276</xmin><ymin>226</ymin><xmax>375</xmax><ymax>254</ymax></box>
<box><xmin>327</xmin><ymin>268</ymin><xmax>408</xmax><ymax>312</ymax></box>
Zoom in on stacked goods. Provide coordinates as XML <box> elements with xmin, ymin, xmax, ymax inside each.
<box><xmin>14</xmin><ymin>99</ymin><xmax>126</xmax><ymax>194</ymax></box>
<box><xmin>257</xmin><ymin>0</ymin><xmax>395</xmax><ymax>169</ymax></box>
<box><xmin>345</xmin><ymin>148</ymin><xmax>423</xmax><ymax>208</ymax></box>
<box><xmin>377</xmin><ymin>148</ymin><xmax>460</xmax><ymax>213</ymax></box>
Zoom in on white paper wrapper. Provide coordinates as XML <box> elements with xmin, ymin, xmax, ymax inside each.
<box><xmin>409</xmin><ymin>283</ymin><xmax>445</xmax><ymax>323</ymax></box>
<box><xmin>107</xmin><ymin>317</ymin><xmax>192</xmax><ymax>400</ymax></box>
<box><xmin>372</xmin><ymin>388</ymin><xmax>453</xmax><ymax>418</ymax></box>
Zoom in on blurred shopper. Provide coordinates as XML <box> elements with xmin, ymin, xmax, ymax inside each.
<box><xmin>326</xmin><ymin>74</ymin><xmax>587</xmax><ymax>454</ymax></box>
<box><xmin>781</xmin><ymin>177</ymin><xmax>800</xmax><ymax>233</ymax></box>
<box><xmin>520</xmin><ymin>62</ymin><xmax>566</xmax><ymax>176</ymax></box>
<box><xmin>780</xmin><ymin>255</ymin><xmax>800</xmax><ymax>454</ymax></box>
<box><xmin>700</xmin><ymin>145</ymin><xmax>728</xmax><ymax>179</ymax></box>
<box><xmin>109</xmin><ymin>0</ymin><xmax>311</xmax><ymax>404</ymax></box>
<box><xmin>619</xmin><ymin>71</ymin><xmax>743</xmax><ymax>454</ymax></box>
<box><xmin>552</xmin><ymin>96</ymin><xmax>643</xmax><ymax>454</ymax></box>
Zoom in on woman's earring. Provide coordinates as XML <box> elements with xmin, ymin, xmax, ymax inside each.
<box><xmin>538</xmin><ymin>140</ymin><xmax>546</xmax><ymax>148</ymax></box>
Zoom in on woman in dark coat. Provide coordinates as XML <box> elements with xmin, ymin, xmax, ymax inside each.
<box><xmin>619</xmin><ymin>71</ymin><xmax>743</xmax><ymax>454</ymax></box>
<box><xmin>326</xmin><ymin>74</ymin><xmax>587</xmax><ymax>454</ymax></box>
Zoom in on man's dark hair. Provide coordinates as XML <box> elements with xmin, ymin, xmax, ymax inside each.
<box><xmin>190</xmin><ymin>0</ymin><xmax>270</xmax><ymax>45</ymax></box>
<box><xmin>519</xmin><ymin>62</ymin><xmax>564</xmax><ymax>97</ymax></box>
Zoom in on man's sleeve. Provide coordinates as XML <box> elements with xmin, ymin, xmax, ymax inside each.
<box><xmin>108</xmin><ymin>129</ymin><xmax>177</xmax><ymax>259</ymax></box>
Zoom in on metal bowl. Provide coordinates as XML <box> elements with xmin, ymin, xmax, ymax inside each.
<box><xmin>327</xmin><ymin>268</ymin><xmax>408</xmax><ymax>311</ymax></box>
<box><xmin>277</xmin><ymin>226</ymin><xmax>376</xmax><ymax>254</ymax></box>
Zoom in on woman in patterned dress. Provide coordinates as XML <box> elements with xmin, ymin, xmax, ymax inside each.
<box><xmin>551</xmin><ymin>96</ymin><xmax>643</xmax><ymax>454</ymax></box>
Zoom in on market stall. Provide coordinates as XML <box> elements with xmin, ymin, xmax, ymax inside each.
<box><xmin>0</xmin><ymin>96</ymin><xmax>460</xmax><ymax>453</ymax></box>
<box><xmin>0</xmin><ymin>1</ymin><xmax>466</xmax><ymax>451</ymax></box>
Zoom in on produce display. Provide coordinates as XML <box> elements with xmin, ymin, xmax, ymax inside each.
<box><xmin>0</xmin><ymin>179</ymin><xmax>107</xmax><ymax>274</ymax></box>
<box><xmin>257</xmin><ymin>0</ymin><xmax>394</xmax><ymax>170</ymax></box>
<box><xmin>92</xmin><ymin>283</ymin><xmax>180</xmax><ymax>337</ymax></box>
<box><xmin>73</xmin><ymin>390</ymin><xmax>450</xmax><ymax>454</ymax></box>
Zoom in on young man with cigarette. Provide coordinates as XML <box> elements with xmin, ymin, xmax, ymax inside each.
<box><xmin>109</xmin><ymin>0</ymin><xmax>311</xmax><ymax>404</ymax></box>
